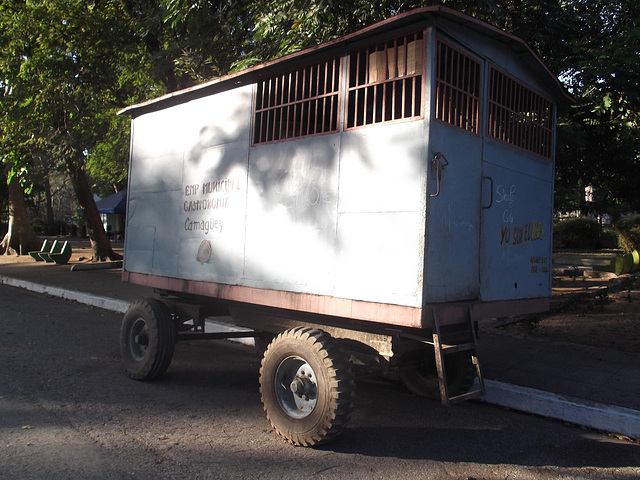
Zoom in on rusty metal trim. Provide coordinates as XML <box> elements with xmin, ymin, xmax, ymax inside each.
<box><xmin>122</xmin><ymin>271</ymin><xmax>423</xmax><ymax>328</ymax></box>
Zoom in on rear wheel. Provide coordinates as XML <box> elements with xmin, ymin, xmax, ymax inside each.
<box><xmin>260</xmin><ymin>327</ymin><xmax>355</xmax><ymax>447</ymax></box>
<box><xmin>399</xmin><ymin>347</ymin><xmax>474</xmax><ymax>399</ymax></box>
<box><xmin>120</xmin><ymin>297</ymin><xmax>176</xmax><ymax>380</ymax></box>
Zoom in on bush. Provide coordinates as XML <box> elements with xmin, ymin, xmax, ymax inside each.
<box><xmin>30</xmin><ymin>217</ymin><xmax>46</xmax><ymax>235</ymax></box>
<box><xmin>616</xmin><ymin>215</ymin><xmax>640</xmax><ymax>252</ymax></box>
<box><xmin>29</xmin><ymin>218</ymin><xmax>72</xmax><ymax>236</ymax></box>
<box><xmin>600</xmin><ymin>228</ymin><xmax>620</xmax><ymax>249</ymax></box>
<box><xmin>554</xmin><ymin>217</ymin><xmax>603</xmax><ymax>250</ymax></box>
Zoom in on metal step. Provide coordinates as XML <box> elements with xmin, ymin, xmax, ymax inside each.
<box><xmin>432</xmin><ymin>307</ymin><xmax>485</xmax><ymax>407</ymax></box>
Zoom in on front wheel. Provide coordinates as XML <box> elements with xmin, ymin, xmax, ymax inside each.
<box><xmin>260</xmin><ymin>327</ymin><xmax>355</xmax><ymax>447</ymax></box>
<box><xmin>120</xmin><ymin>297</ymin><xmax>176</xmax><ymax>380</ymax></box>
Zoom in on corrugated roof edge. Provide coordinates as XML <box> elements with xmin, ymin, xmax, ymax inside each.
<box><xmin>118</xmin><ymin>6</ymin><xmax>571</xmax><ymax>117</ymax></box>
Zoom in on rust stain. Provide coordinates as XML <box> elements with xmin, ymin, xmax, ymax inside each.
<box><xmin>123</xmin><ymin>271</ymin><xmax>423</xmax><ymax>328</ymax></box>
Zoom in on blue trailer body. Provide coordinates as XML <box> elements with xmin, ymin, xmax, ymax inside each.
<box><xmin>118</xmin><ymin>7</ymin><xmax>571</xmax><ymax>446</ymax></box>
<box><xmin>120</xmin><ymin>7</ymin><xmax>567</xmax><ymax>330</ymax></box>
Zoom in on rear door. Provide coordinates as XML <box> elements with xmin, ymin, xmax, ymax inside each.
<box><xmin>479</xmin><ymin>142</ymin><xmax>554</xmax><ymax>302</ymax></box>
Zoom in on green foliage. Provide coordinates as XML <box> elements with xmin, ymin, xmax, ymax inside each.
<box><xmin>29</xmin><ymin>217</ymin><xmax>46</xmax><ymax>235</ymax></box>
<box><xmin>616</xmin><ymin>215</ymin><xmax>640</xmax><ymax>253</ymax></box>
<box><xmin>234</xmin><ymin>0</ymin><xmax>580</xmax><ymax>71</ymax></box>
<box><xmin>600</xmin><ymin>228</ymin><xmax>620</xmax><ymax>250</ymax></box>
<box><xmin>555</xmin><ymin>0</ymin><xmax>640</xmax><ymax>214</ymax></box>
<box><xmin>554</xmin><ymin>217</ymin><xmax>604</xmax><ymax>250</ymax></box>
<box><xmin>161</xmin><ymin>0</ymin><xmax>254</xmax><ymax>81</ymax></box>
<box><xmin>0</xmin><ymin>0</ymin><xmax>159</xmax><ymax>223</ymax></box>
<box><xmin>86</xmin><ymin>112</ymin><xmax>130</xmax><ymax>197</ymax></box>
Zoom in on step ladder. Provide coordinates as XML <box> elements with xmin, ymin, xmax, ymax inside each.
<box><xmin>431</xmin><ymin>306</ymin><xmax>485</xmax><ymax>406</ymax></box>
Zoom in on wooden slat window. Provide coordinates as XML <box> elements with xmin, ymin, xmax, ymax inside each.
<box><xmin>346</xmin><ymin>31</ymin><xmax>424</xmax><ymax>129</ymax></box>
<box><xmin>435</xmin><ymin>41</ymin><xmax>481</xmax><ymax>134</ymax></box>
<box><xmin>253</xmin><ymin>57</ymin><xmax>341</xmax><ymax>144</ymax></box>
<box><xmin>488</xmin><ymin>66</ymin><xmax>554</xmax><ymax>160</ymax></box>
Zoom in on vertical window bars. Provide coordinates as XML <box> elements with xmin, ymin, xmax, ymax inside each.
<box><xmin>346</xmin><ymin>31</ymin><xmax>424</xmax><ymax>128</ymax></box>
<box><xmin>253</xmin><ymin>57</ymin><xmax>341</xmax><ymax>144</ymax></box>
<box><xmin>435</xmin><ymin>41</ymin><xmax>481</xmax><ymax>134</ymax></box>
<box><xmin>488</xmin><ymin>66</ymin><xmax>554</xmax><ymax>160</ymax></box>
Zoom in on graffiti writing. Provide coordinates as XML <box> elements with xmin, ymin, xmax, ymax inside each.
<box><xmin>500</xmin><ymin>221</ymin><xmax>544</xmax><ymax>247</ymax></box>
<box><xmin>274</xmin><ymin>157</ymin><xmax>334</xmax><ymax>213</ymax></box>
<box><xmin>530</xmin><ymin>255</ymin><xmax>549</xmax><ymax>274</ymax></box>
<box><xmin>495</xmin><ymin>184</ymin><xmax>516</xmax><ymax>206</ymax></box>
<box><xmin>495</xmin><ymin>184</ymin><xmax>516</xmax><ymax>224</ymax></box>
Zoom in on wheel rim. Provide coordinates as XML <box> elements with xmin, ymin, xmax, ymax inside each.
<box><xmin>129</xmin><ymin>317</ymin><xmax>149</xmax><ymax>361</ymax></box>
<box><xmin>274</xmin><ymin>355</ymin><xmax>318</xmax><ymax>419</ymax></box>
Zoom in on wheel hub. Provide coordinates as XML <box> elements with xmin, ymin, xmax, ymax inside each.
<box><xmin>129</xmin><ymin>318</ymin><xmax>149</xmax><ymax>360</ymax></box>
<box><xmin>290</xmin><ymin>375</ymin><xmax>314</xmax><ymax>398</ymax></box>
<box><xmin>274</xmin><ymin>356</ymin><xmax>318</xmax><ymax>419</ymax></box>
<box><xmin>134</xmin><ymin>332</ymin><xmax>149</xmax><ymax>346</ymax></box>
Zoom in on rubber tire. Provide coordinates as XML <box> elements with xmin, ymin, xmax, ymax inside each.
<box><xmin>260</xmin><ymin>327</ymin><xmax>355</xmax><ymax>447</ymax></box>
<box><xmin>120</xmin><ymin>297</ymin><xmax>176</xmax><ymax>381</ymax></box>
<box><xmin>399</xmin><ymin>347</ymin><xmax>474</xmax><ymax>400</ymax></box>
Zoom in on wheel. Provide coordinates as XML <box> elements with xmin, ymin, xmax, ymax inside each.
<box><xmin>399</xmin><ymin>347</ymin><xmax>474</xmax><ymax>399</ymax></box>
<box><xmin>120</xmin><ymin>297</ymin><xmax>177</xmax><ymax>380</ymax></box>
<box><xmin>259</xmin><ymin>327</ymin><xmax>355</xmax><ymax>447</ymax></box>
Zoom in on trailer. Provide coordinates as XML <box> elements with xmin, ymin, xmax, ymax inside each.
<box><xmin>118</xmin><ymin>6</ymin><xmax>568</xmax><ymax>446</ymax></box>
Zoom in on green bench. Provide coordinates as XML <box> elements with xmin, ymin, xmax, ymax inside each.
<box><xmin>38</xmin><ymin>240</ymin><xmax>62</xmax><ymax>262</ymax></box>
<box><xmin>29</xmin><ymin>239</ymin><xmax>52</xmax><ymax>261</ymax></box>
<box><xmin>49</xmin><ymin>241</ymin><xmax>72</xmax><ymax>264</ymax></box>
<box><xmin>39</xmin><ymin>240</ymin><xmax>72</xmax><ymax>264</ymax></box>
<box><xmin>30</xmin><ymin>240</ymin><xmax>73</xmax><ymax>264</ymax></box>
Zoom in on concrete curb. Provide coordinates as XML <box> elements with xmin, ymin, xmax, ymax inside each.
<box><xmin>2</xmin><ymin>274</ymin><xmax>639</xmax><ymax>440</ymax></box>
<box><xmin>70</xmin><ymin>261</ymin><xmax>123</xmax><ymax>271</ymax></box>
<box><xmin>0</xmin><ymin>276</ymin><xmax>130</xmax><ymax>314</ymax></box>
<box><xmin>480</xmin><ymin>379</ymin><xmax>640</xmax><ymax>440</ymax></box>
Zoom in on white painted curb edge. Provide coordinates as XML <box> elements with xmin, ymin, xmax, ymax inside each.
<box><xmin>2</xmin><ymin>275</ymin><xmax>639</xmax><ymax>440</ymax></box>
<box><xmin>0</xmin><ymin>276</ymin><xmax>130</xmax><ymax>314</ymax></box>
<box><xmin>478</xmin><ymin>379</ymin><xmax>640</xmax><ymax>440</ymax></box>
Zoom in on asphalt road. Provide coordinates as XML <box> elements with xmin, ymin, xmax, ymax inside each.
<box><xmin>1</xmin><ymin>285</ymin><xmax>639</xmax><ymax>479</ymax></box>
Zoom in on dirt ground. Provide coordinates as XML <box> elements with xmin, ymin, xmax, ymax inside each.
<box><xmin>489</xmin><ymin>272</ymin><xmax>640</xmax><ymax>354</ymax></box>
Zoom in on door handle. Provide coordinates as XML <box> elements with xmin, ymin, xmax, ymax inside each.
<box><xmin>482</xmin><ymin>176</ymin><xmax>494</xmax><ymax>209</ymax></box>
<box><xmin>429</xmin><ymin>152</ymin><xmax>448</xmax><ymax>198</ymax></box>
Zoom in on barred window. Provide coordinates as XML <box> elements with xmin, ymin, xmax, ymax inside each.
<box><xmin>346</xmin><ymin>31</ymin><xmax>424</xmax><ymax>128</ymax></box>
<box><xmin>435</xmin><ymin>41</ymin><xmax>481</xmax><ymax>134</ymax></box>
<box><xmin>488</xmin><ymin>66</ymin><xmax>554</xmax><ymax>159</ymax></box>
<box><xmin>253</xmin><ymin>57</ymin><xmax>340</xmax><ymax>144</ymax></box>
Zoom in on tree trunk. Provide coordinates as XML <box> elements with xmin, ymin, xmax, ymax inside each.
<box><xmin>0</xmin><ymin>171</ymin><xmax>40</xmax><ymax>255</ymax></box>
<box><xmin>66</xmin><ymin>161</ymin><xmax>121</xmax><ymax>261</ymax></box>
<box><xmin>43</xmin><ymin>172</ymin><xmax>55</xmax><ymax>232</ymax></box>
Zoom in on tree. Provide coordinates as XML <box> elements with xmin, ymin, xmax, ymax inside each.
<box><xmin>0</xmin><ymin>0</ymin><xmax>154</xmax><ymax>260</ymax></box>
<box><xmin>160</xmin><ymin>0</ymin><xmax>254</xmax><ymax>81</ymax></box>
<box><xmin>0</xmin><ymin>0</ymin><xmax>40</xmax><ymax>255</ymax></box>
<box><xmin>0</xmin><ymin>162</ymin><xmax>39</xmax><ymax>255</ymax></box>
<box><xmin>555</xmin><ymin>0</ymin><xmax>640</xmax><ymax>217</ymax></box>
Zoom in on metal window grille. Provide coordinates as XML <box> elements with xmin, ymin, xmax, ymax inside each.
<box><xmin>253</xmin><ymin>57</ymin><xmax>341</xmax><ymax>144</ymax></box>
<box><xmin>435</xmin><ymin>41</ymin><xmax>481</xmax><ymax>134</ymax></box>
<box><xmin>488</xmin><ymin>66</ymin><xmax>554</xmax><ymax>160</ymax></box>
<box><xmin>346</xmin><ymin>31</ymin><xmax>424</xmax><ymax>129</ymax></box>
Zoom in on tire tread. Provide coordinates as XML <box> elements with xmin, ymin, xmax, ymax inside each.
<box><xmin>260</xmin><ymin>327</ymin><xmax>355</xmax><ymax>447</ymax></box>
